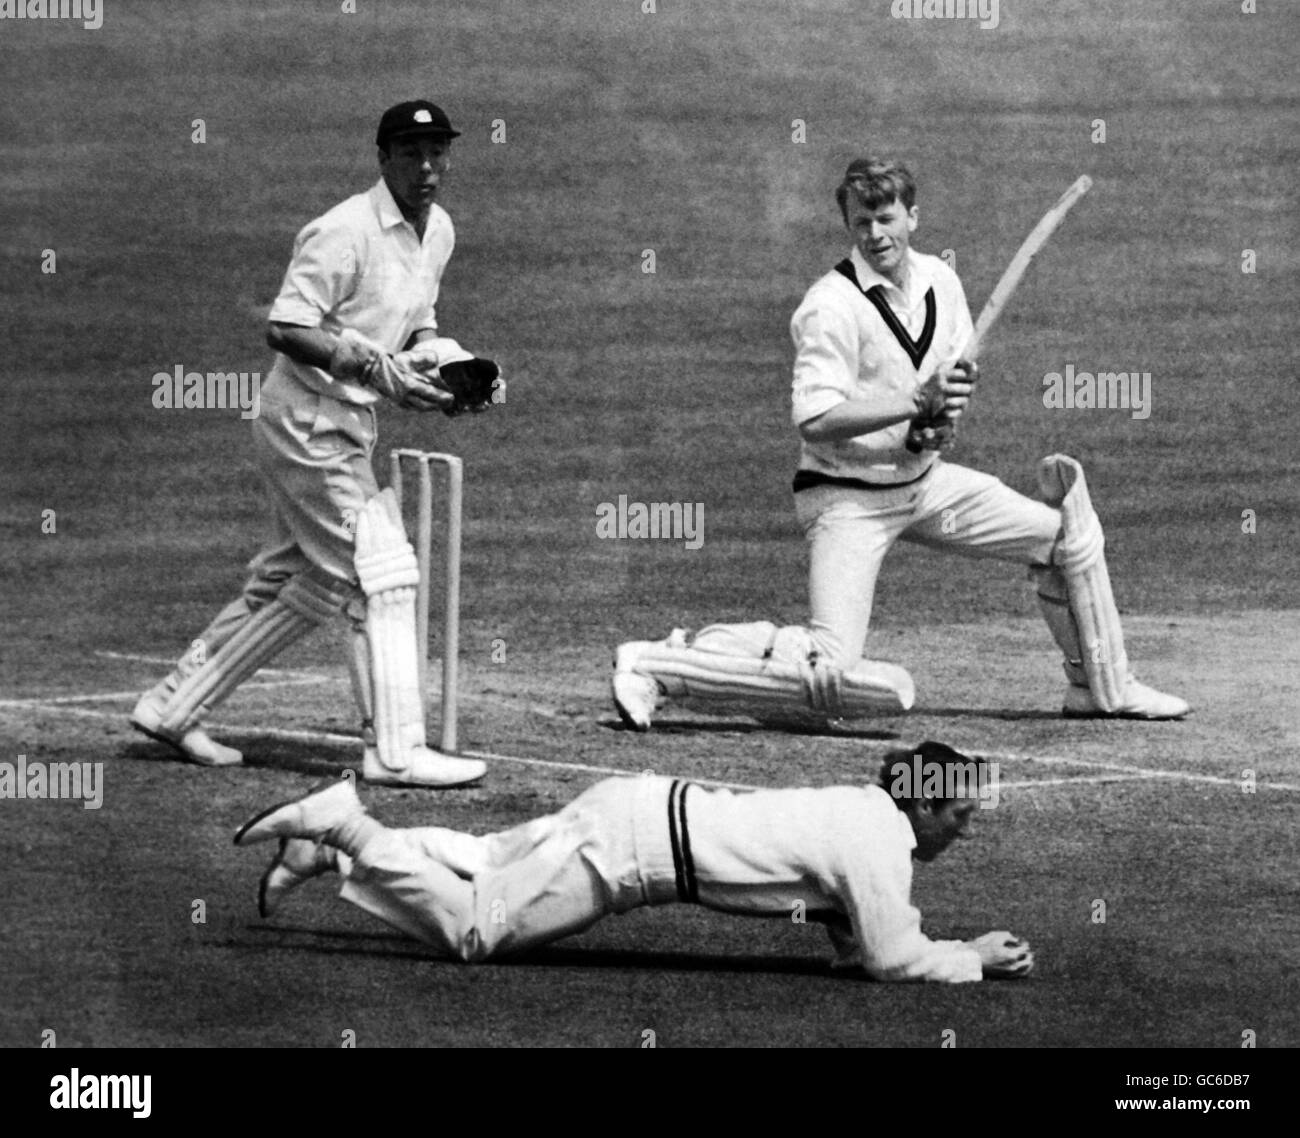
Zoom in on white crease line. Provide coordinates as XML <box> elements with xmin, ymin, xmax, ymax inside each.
<box><xmin>95</xmin><ymin>650</ymin><xmax>330</xmax><ymax>682</ymax></box>
<box><xmin>828</xmin><ymin>737</ymin><xmax>1295</xmax><ymax>788</ymax></box>
<box><xmin>0</xmin><ymin>677</ymin><xmax>329</xmax><ymax>707</ymax></box>
<box><xmin>9</xmin><ymin>699</ymin><xmax>1300</xmax><ymax>794</ymax></box>
<box><xmin>461</xmin><ymin>748</ymin><xmax>764</xmax><ymax>791</ymax></box>
<box><xmin>92</xmin><ymin>653</ymin><xmax>570</xmax><ymax>721</ymax></box>
<box><xmin>1000</xmin><ymin>774</ymin><xmax>1151</xmax><ymax>790</ymax></box>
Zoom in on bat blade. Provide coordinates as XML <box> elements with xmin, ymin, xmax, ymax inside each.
<box><xmin>962</xmin><ymin>174</ymin><xmax>1093</xmax><ymax>361</ymax></box>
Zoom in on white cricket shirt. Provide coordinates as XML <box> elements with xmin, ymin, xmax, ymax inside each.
<box><xmin>267</xmin><ymin>178</ymin><xmax>455</xmax><ymax>406</ymax></box>
<box><xmin>790</xmin><ymin>246</ymin><xmax>973</xmax><ymax>485</ymax></box>
<box><xmin>635</xmin><ymin>778</ymin><xmax>984</xmax><ymax>983</ymax></box>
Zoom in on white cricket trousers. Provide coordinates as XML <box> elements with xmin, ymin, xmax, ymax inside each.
<box><xmin>174</xmin><ymin>366</ymin><xmax>379</xmax><ymax>663</ymax></box>
<box><xmin>338</xmin><ymin>777</ymin><xmax>683</xmax><ymax>960</ymax></box>
<box><xmin>795</xmin><ymin>460</ymin><xmax>1061</xmax><ymax>666</ymax></box>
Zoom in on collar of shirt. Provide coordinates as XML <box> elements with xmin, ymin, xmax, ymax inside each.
<box><xmin>849</xmin><ymin>245</ymin><xmax>932</xmax><ymax>311</ymax></box>
<box><xmin>867</xmin><ymin>784</ymin><xmax>919</xmax><ymax>855</ymax></box>
<box><xmin>369</xmin><ymin>177</ymin><xmax>433</xmax><ymax>239</ymax></box>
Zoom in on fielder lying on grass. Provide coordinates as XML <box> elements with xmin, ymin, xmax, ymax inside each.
<box><xmin>235</xmin><ymin>741</ymin><xmax>1033</xmax><ymax>983</ymax></box>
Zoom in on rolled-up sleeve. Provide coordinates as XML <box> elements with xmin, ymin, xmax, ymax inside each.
<box><xmin>268</xmin><ymin>219</ymin><xmax>360</xmax><ymax>328</ymax></box>
<box><xmin>790</xmin><ymin>291</ymin><xmax>859</xmax><ymax>426</ymax></box>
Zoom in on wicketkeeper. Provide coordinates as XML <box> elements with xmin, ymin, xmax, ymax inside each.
<box><xmin>130</xmin><ymin>101</ymin><xmax>502</xmax><ymax>788</ymax></box>
<box><xmin>235</xmin><ymin>740</ymin><xmax>1034</xmax><ymax>983</ymax></box>
<box><xmin>612</xmin><ymin>157</ymin><xmax>1188</xmax><ymax>729</ymax></box>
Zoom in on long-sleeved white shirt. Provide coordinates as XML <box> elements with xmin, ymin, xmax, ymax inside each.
<box><xmin>790</xmin><ymin>245</ymin><xmax>973</xmax><ymax>485</ymax></box>
<box><xmin>634</xmin><ymin>778</ymin><xmax>984</xmax><ymax>983</ymax></box>
<box><xmin>267</xmin><ymin>178</ymin><xmax>455</xmax><ymax>406</ymax></box>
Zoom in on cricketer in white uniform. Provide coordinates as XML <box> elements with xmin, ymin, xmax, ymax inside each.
<box><xmin>612</xmin><ymin>157</ymin><xmax>1188</xmax><ymax>728</ymax></box>
<box><xmin>235</xmin><ymin>741</ymin><xmax>1035</xmax><ymax>983</ymax></box>
<box><xmin>130</xmin><ymin>101</ymin><xmax>496</xmax><ymax>788</ymax></box>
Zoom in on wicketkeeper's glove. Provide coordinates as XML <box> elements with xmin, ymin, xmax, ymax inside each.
<box><xmin>329</xmin><ymin>329</ymin><xmax>455</xmax><ymax>413</ymax></box>
<box><xmin>395</xmin><ymin>338</ymin><xmax>504</xmax><ymax>417</ymax></box>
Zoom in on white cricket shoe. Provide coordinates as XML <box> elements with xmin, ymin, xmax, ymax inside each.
<box><xmin>362</xmin><ymin>746</ymin><xmax>486</xmax><ymax>789</ymax></box>
<box><xmin>1063</xmin><ymin>678</ymin><xmax>1190</xmax><ymax>720</ymax></box>
<box><xmin>235</xmin><ymin>776</ymin><xmax>364</xmax><ymax>846</ymax></box>
<box><xmin>611</xmin><ymin>630</ymin><xmax>685</xmax><ymax>730</ymax></box>
<box><xmin>258</xmin><ymin>838</ymin><xmax>337</xmax><ymax>918</ymax></box>
<box><xmin>130</xmin><ymin>688</ymin><xmax>243</xmax><ymax>767</ymax></box>
<box><xmin>612</xmin><ymin>668</ymin><xmax>660</xmax><ymax>731</ymax></box>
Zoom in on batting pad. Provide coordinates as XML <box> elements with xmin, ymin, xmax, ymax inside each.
<box><xmin>1037</xmin><ymin>455</ymin><xmax>1129</xmax><ymax>711</ymax></box>
<box><xmin>634</xmin><ymin>622</ymin><xmax>914</xmax><ymax>716</ymax></box>
<box><xmin>159</xmin><ymin>571</ymin><xmax>353</xmax><ymax>734</ymax></box>
<box><xmin>353</xmin><ymin>491</ymin><xmax>427</xmax><ymax>768</ymax></box>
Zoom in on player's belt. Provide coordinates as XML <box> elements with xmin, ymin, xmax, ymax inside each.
<box><xmin>792</xmin><ymin>467</ymin><xmax>933</xmax><ymax>494</ymax></box>
<box><xmin>666</xmin><ymin>780</ymin><xmax>699</xmax><ymax>903</ymax></box>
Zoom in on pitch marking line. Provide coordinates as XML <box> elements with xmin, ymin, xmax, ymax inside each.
<box><xmin>95</xmin><ymin>650</ymin><xmax>329</xmax><ymax>681</ymax></box>
<box><xmin>8</xmin><ymin>699</ymin><xmax>1299</xmax><ymax>795</ymax></box>
<box><xmin>88</xmin><ymin>653</ymin><xmax>571</xmax><ymax>722</ymax></box>
<box><xmin>0</xmin><ymin>677</ymin><xmax>329</xmax><ymax>708</ymax></box>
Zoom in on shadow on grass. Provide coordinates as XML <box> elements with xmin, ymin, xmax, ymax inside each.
<box><xmin>235</xmin><ymin>924</ymin><xmax>841</xmax><ymax>978</ymax></box>
<box><xmin>120</xmin><ymin>738</ymin><xmax>354</xmax><ymax>778</ymax></box>
<box><xmin>916</xmin><ymin>707</ymin><xmax>1065</xmax><ymax>722</ymax></box>
<box><xmin>600</xmin><ymin>715</ymin><xmax>902</xmax><ymax>741</ymax></box>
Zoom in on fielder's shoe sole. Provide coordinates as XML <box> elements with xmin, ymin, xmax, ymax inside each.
<box><xmin>235</xmin><ymin>776</ymin><xmax>364</xmax><ymax>846</ymax></box>
<box><xmin>1062</xmin><ymin>680</ymin><xmax>1190</xmax><ymax>721</ymax></box>
<box><xmin>130</xmin><ymin>692</ymin><xmax>243</xmax><ymax>767</ymax></box>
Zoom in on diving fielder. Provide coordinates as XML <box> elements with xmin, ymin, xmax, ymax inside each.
<box><xmin>612</xmin><ymin>158</ymin><xmax>1188</xmax><ymax>728</ymax></box>
<box><xmin>130</xmin><ymin>101</ymin><xmax>497</xmax><ymax>788</ymax></box>
<box><xmin>235</xmin><ymin>741</ymin><xmax>1035</xmax><ymax>983</ymax></box>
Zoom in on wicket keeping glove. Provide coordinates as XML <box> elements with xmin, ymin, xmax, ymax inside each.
<box><xmin>329</xmin><ymin>328</ymin><xmax>455</xmax><ymax>413</ymax></box>
<box><xmin>396</xmin><ymin>337</ymin><xmax>503</xmax><ymax>417</ymax></box>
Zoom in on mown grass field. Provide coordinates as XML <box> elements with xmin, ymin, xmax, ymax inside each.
<box><xmin>2</xmin><ymin>0</ymin><xmax>1297</xmax><ymax>1055</ymax></box>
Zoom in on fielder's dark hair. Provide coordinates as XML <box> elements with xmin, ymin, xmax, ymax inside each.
<box><xmin>878</xmin><ymin>740</ymin><xmax>988</xmax><ymax>811</ymax></box>
<box><xmin>836</xmin><ymin>157</ymin><xmax>917</xmax><ymax>221</ymax></box>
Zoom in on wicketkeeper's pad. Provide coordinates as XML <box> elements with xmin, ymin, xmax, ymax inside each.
<box><xmin>354</xmin><ymin>489</ymin><xmax>427</xmax><ymax>767</ymax></box>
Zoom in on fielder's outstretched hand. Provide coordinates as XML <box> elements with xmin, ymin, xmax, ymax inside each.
<box><xmin>970</xmin><ymin>930</ymin><xmax>1035</xmax><ymax>979</ymax></box>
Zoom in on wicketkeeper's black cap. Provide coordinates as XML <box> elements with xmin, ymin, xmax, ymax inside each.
<box><xmin>376</xmin><ymin>100</ymin><xmax>461</xmax><ymax>149</ymax></box>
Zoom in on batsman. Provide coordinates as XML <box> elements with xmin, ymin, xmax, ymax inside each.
<box><xmin>130</xmin><ymin>100</ymin><xmax>502</xmax><ymax>787</ymax></box>
<box><xmin>613</xmin><ymin>157</ymin><xmax>1188</xmax><ymax>728</ymax></box>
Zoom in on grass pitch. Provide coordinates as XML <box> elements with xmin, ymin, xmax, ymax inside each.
<box><xmin>2</xmin><ymin>0</ymin><xmax>1297</xmax><ymax>1049</ymax></box>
